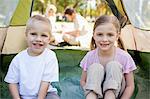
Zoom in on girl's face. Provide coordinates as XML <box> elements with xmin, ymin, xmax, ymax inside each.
<box><xmin>93</xmin><ymin>23</ymin><xmax>119</xmax><ymax>51</ymax></box>
<box><xmin>26</xmin><ymin>22</ymin><xmax>50</xmax><ymax>56</ymax></box>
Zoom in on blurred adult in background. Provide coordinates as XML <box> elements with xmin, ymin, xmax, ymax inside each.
<box><xmin>45</xmin><ymin>4</ymin><xmax>58</xmax><ymax>45</ymax></box>
<box><xmin>62</xmin><ymin>8</ymin><xmax>90</xmax><ymax>46</ymax></box>
<box><xmin>45</xmin><ymin>4</ymin><xmax>57</xmax><ymax>33</ymax></box>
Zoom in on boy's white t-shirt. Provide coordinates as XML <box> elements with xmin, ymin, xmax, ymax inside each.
<box><xmin>4</xmin><ymin>48</ymin><xmax>59</xmax><ymax>98</ymax></box>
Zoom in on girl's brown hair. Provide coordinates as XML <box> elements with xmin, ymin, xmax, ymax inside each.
<box><xmin>90</xmin><ymin>15</ymin><xmax>121</xmax><ymax>50</ymax></box>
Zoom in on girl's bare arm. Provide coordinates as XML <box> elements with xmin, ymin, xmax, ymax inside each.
<box><xmin>80</xmin><ymin>70</ymin><xmax>87</xmax><ymax>87</ymax></box>
<box><xmin>121</xmin><ymin>72</ymin><xmax>135</xmax><ymax>99</ymax></box>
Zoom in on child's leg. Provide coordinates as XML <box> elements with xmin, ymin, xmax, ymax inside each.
<box><xmin>103</xmin><ymin>61</ymin><xmax>123</xmax><ymax>98</ymax></box>
<box><xmin>84</xmin><ymin>63</ymin><xmax>104</xmax><ymax>98</ymax></box>
<box><xmin>86</xmin><ymin>91</ymin><xmax>97</xmax><ymax>99</ymax></box>
<box><xmin>45</xmin><ymin>92</ymin><xmax>60</xmax><ymax>99</ymax></box>
<box><xmin>62</xmin><ymin>34</ymin><xmax>80</xmax><ymax>45</ymax></box>
<box><xmin>118</xmin><ymin>75</ymin><xmax>126</xmax><ymax>98</ymax></box>
<box><xmin>104</xmin><ymin>90</ymin><xmax>116</xmax><ymax>99</ymax></box>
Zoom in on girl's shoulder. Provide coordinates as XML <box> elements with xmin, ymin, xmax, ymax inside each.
<box><xmin>116</xmin><ymin>47</ymin><xmax>130</xmax><ymax>57</ymax></box>
<box><xmin>86</xmin><ymin>48</ymin><xmax>97</xmax><ymax>56</ymax></box>
<box><xmin>116</xmin><ymin>48</ymin><xmax>136</xmax><ymax>73</ymax></box>
<box><xmin>116</xmin><ymin>47</ymin><xmax>134</xmax><ymax>62</ymax></box>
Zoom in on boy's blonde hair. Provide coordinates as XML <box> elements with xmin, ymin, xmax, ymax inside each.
<box><xmin>26</xmin><ymin>15</ymin><xmax>52</xmax><ymax>36</ymax></box>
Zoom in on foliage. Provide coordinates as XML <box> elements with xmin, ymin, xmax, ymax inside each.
<box><xmin>32</xmin><ymin>0</ymin><xmax>112</xmax><ymax>17</ymax></box>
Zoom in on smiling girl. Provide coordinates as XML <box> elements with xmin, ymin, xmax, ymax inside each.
<box><xmin>80</xmin><ymin>15</ymin><xmax>136</xmax><ymax>99</ymax></box>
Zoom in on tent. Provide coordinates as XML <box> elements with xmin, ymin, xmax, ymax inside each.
<box><xmin>0</xmin><ymin>0</ymin><xmax>149</xmax><ymax>99</ymax></box>
<box><xmin>0</xmin><ymin>0</ymin><xmax>32</xmax><ymax>54</ymax></box>
<box><xmin>0</xmin><ymin>0</ymin><xmax>150</xmax><ymax>54</ymax></box>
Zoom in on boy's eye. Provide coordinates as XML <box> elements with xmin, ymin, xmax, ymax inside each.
<box><xmin>30</xmin><ymin>32</ymin><xmax>37</xmax><ymax>35</ymax></box>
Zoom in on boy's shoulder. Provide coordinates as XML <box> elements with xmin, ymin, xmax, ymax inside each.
<box><xmin>43</xmin><ymin>48</ymin><xmax>58</xmax><ymax>61</ymax></box>
<box><xmin>44</xmin><ymin>48</ymin><xmax>56</xmax><ymax>56</ymax></box>
<box><xmin>14</xmin><ymin>48</ymin><xmax>56</xmax><ymax>59</ymax></box>
<box><xmin>15</xmin><ymin>49</ymin><xmax>27</xmax><ymax>58</ymax></box>
<box><xmin>9</xmin><ymin>49</ymin><xmax>28</xmax><ymax>63</ymax></box>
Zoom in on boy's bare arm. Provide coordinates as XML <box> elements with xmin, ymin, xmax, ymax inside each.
<box><xmin>8</xmin><ymin>83</ymin><xmax>20</xmax><ymax>99</ymax></box>
<box><xmin>38</xmin><ymin>81</ymin><xmax>49</xmax><ymax>99</ymax></box>
<box><xmin>121</xmin><ymin>72</ymin><xmax>135</xmax><ymax>99</ymax></box>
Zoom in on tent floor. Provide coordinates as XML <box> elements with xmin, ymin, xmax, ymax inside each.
<box><xmin>1</xmin><ymin>49</ymin><xmax>149</xmax><ymax>99</ymax></box>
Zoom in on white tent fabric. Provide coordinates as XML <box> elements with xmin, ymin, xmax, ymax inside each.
<box><xmin>2</xmin><ymin>26</ymin><xmax>27</xmax><ymax>54</ymax></box>
<box><xmin>122</xmin><ymin>0</ymin><xmax>150</xmax><ymax>30</ymax></box>
<box><xmin>121</xmin><ymin>25</ymin><xmax>150</xmax><ymax>52</ymax></box>
<box><xmin>0</xmin><ymin>0</ymin><xmax>150</xmax><ymax>54</ymax></box>
<box><xmin>0</xmin><ymin>0</ymin><xmax>31</xmax><ymax>54</ymax></box>
<box><xmin>0</xmin><ymin>0</ymin><xmax>19</xmax><ymax>27</ymax></box>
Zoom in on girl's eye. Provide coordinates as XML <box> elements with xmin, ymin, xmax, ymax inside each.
<box><xmin>97</xmin><ymin>33</ymin><xmax>103</xmax><ymax>36</ymax></box>
<box><xmin>41</xmin><ymin>34</ymin><xmax>48</xmax><ymax>37</ymax></box>
<box><xmin>107</xmin><ymin>33</ymin><xmax>114</xmax><ymax>37</ymax></box>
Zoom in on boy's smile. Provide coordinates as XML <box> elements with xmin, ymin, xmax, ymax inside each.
<box><xmin>26</xmin><ymin>22</ymin><xmax>51</xmax><ymax>56</ymax></box>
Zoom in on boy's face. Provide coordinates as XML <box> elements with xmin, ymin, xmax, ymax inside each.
<box><xmin>26</xmin><ymin>21</ymin><xmax>51</xmax><ymax>56</ymax></box>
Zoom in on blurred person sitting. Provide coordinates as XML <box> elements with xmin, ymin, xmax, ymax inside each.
<box><xmin>45</xmin><ymin>4</ymin><xmax>58</xmax><ymax>45</ymax></box>
<box><xmin>61</xmin><ymin>8</ymin><xmax>90</xmax><ymax>47</ymax></box>
<box><xmin>45</xmin><ymin>4</ymin><xmax>57</xmax><ymax>33</ymax></box>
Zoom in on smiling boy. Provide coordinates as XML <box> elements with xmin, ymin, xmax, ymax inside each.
<box><xmin>4</xmin><ymin>15</ymin><xmax>60</xmax><ymax>99</ymax></box>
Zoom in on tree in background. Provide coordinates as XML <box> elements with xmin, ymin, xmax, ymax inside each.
<box><xmin>33</xmin><ymin>0</ymin><xmax>85</xmax><ymax>14</ymax></box>
<box><xmin>32</xmin><ymin>0</ymin><xmax>112</xmax><ymax>20</ymax></box>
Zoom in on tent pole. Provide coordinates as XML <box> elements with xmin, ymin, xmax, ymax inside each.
<box><xmin>30</xmin><ymin>0</ymin><xmax>34</xmax><ymax>17</ymax></box>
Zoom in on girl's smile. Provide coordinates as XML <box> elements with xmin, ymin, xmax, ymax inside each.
<box><xmin>93</xmin><ymin>23</ymin><xmax>119</xmax><ymax>52</ymax></box>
